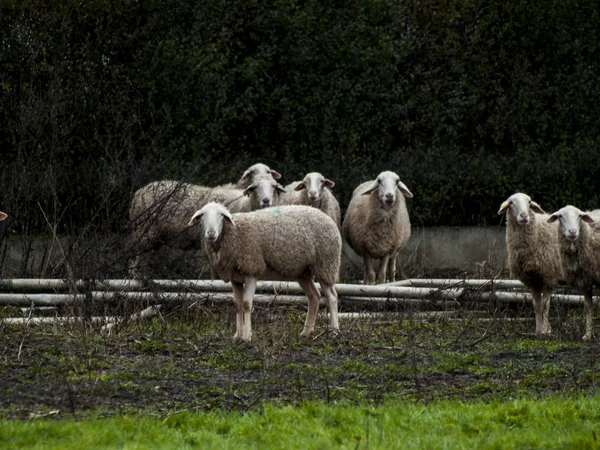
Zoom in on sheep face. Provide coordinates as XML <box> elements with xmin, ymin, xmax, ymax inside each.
<box><xmin>0</xmin><ymin>211</ymin><xmax>6</xmax><ymax>221</ymax></box>
<box><xmin>294</xmin><ymin>172</ymin><xmax>335</xmax><ymax>205</ymax></box>
<box><xmin>547</xmin><ymin>205</ymin><xmax>595</xmax><ymax>241</ymax></box>
<box><xmin>238</xmin><ymin>163</ymin><xmax>281</xmax><ymax>186</ymax></box>
<box><xmin>188</xmin><ymin>202</ymin><xmax>234</xmax><ymax>242</ymax></box>
<box><xmin>363</xmin><ymin>171</ymin><xmax>413</xmax><ymax>208</ymax></box>
<box><xmin>498</xmin><ymin>193</ymin><xmax>545</xmax><ymax>226</ymax></box>
<box><xmin>243</xmin><ymin>176</ymin><xmax>286</xmax><ymax>209</ymax></box>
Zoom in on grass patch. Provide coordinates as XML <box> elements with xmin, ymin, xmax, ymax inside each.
<box><xmin>2</xmin><ymin>395</ymin><xmax>600</xmax><ymax>449</ymax></box>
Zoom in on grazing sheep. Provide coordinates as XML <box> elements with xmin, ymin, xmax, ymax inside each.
<box><xmin>342</xmin><ymin>171</ymin><xmax>413</xmax><ymax>284</ymax></box>
<box><xmin>0</xmin><ymin>211</ymin><xmax>6</xmax><ymax>221</ymax></box>
<box><xmin>547</xmin><ymin>205</ymin><xmax>600</xmax><ymax>340</ymax></box>
<box><xmin>128</xmin><ymin>175</ymin><xmax>284</xmax><ymax>278</ymax></box>
<box><xmin>498</xmin><ymin>193</ymin><xmax>564</xmax><ymax>335</ymax></box>
<box><xmin>281</xmin><ymin>172</ymin><xmax>341</xmax><ymax>230</ymax></box>
<box><xmin>188</xmin><ymin>202</ymin><xmax>341</xmax><ymax>341</ymax></box>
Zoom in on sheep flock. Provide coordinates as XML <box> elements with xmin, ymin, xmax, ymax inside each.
<box><xmin>4</xmin><ymin>163</ymin><xmax>598</xmax><ymax>341</ymax></box>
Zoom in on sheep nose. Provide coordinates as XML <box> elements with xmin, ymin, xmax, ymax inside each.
<box><xmin>519</xmin><ymin>212</ymin><xmax>528</xmax><ymax>220</ymax></box>
<box><xmin>207</xmin><ymin>230</ymin><xmax>216</xmax><ymax>240</ymax></box>
<box><xmin>384</xmin><ymin>193</ymin><xmax>395</xmax><ymax>204</ymax></box>
<box><xmin>309</xmin><ymin>190</ymin><xmax>317</xmax><ymax>198</ymax></box>
<box><xmin>568</xmin><ymin>229</ymin><xmax>578</xmax><ymax>239</ymax></box>
<box><xmin>261</xmin><ymin>198</ymin><xmax>271</xmax><ymax>207</ymax></box>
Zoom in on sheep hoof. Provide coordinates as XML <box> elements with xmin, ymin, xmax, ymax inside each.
<box><xmin>582</xmin><ymin>334</ymin><xmax>593</xmax><ymax>341</ymax></box>
<box><xmin>329</xmin><ymin>328</ymin><xmax>340</xmax><ymax>338</ymax></box>
<box><xmin>300</xmin><ymin>328</ymin><xmax>314</xmax><ymax>338</ymax></box>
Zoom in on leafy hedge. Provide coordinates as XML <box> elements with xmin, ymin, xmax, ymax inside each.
<box><xmin>1</xmin><ymin>0</ymin><xmax>599</xmax><ymax>233</ymax></box>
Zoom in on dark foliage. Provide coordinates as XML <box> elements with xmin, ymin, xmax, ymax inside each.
<box><xmin>1</xmin><ymin>0</ymin><xmax>599</xmax><ymax>237</ymax></box>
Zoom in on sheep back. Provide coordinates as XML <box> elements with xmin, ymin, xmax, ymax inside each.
<box><xmin>130</xmin><ymin>180</ymin><xmax>210</xmax><ymax>245</ymax></box>
<box><xmin>209</xmin><ymin>205</ymin><xmax>341</xmax><ymax>284</ymax></box>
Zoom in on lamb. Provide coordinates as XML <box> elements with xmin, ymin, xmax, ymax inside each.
<box><xmin>188</xmin><ymin>202</ymin><xmax>341</xmax><ymax>341</ymax></box>
<box><xmin>547</xmin><ymin>205</ymin><xmax>600</xmax><ymax>340</ymax></box>
<box><xmin>280</xmin><ymin>172</ymin><xmax>341</xmax><ymax>230</ymax></box>
<box><xmin>497</xmin><ymin>192</ymin><xmax>565</xmax><ymax>335</ymax></box>
<box><xmin>128</xmin><ymin>174</ymin><xmax>285</xmax><ymax>277</ymax></box>
<box><xmin>0</xmin><ymin>211</ymin><xmax>6</xmax><ymax>221</ymax></box>
<box><xmin>342</xmin><ymin>171</ymin><xmax>413</xmax><ymax>284</ymax></box>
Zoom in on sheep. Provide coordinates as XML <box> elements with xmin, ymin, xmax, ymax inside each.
<box><xmin>128</xmin><ymin>175</ymin><xmax>285</xmax><ymax>278</ymax></box>
<box><xmin>547</xmin><ymin>205</ymin><xmax>600</xmax><ymax>340</ymax></box>
<box><xmin>342</xmin><ymin>171</ymin><xmax>413</xmax><ymax>284</ymax></box>
<box><xmin>188</xmin><ymin>202</ymin><xmax>341</xmax><ymax>341</ymax></box>
<box><xmin>0</xmin><ymin>211</ymin><xmax>6</xmax><ymax>221</ymax></box>
<box><xmin>497</xmin><ymin>192</ymin><xmax>565</xmax><ymax>335</ymax></box>
<box><xmin>280</xmin><ymin>172</ymin><xmax>341</xmax><ymax>230</ymax></box>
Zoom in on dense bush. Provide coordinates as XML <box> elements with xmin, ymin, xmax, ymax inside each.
<box><xmin>1</xmin><ymin>0</ymin><xmax>599</xmax><ymax>235</ymax></box>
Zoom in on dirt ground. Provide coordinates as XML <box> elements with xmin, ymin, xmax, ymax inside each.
<box><xmin>1</xmin><ymin>299</ymin><xmax>599</xmax><ymax>420</ymax></box>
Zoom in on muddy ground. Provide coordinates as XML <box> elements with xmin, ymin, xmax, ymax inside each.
<box><xmin>1</xmin><ymin>298</ymin><xmax>599</xmax><ymax>420</ymax></box>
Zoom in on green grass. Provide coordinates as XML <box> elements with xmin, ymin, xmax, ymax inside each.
<box><xmin>2</xmin><ymin>394</ymin><xmax>600</xmax><ymax>449</ymax></box>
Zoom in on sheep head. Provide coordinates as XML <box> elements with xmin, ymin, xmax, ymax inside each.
<box><xmin>362</xmin><ymin>171</ymin><xmax>413</xmax><ymax>208</ymax></box>
<box><xmin>188</xmin><ymin>202</ymin><xmax>234</xmax><ymax>242</ymax></box>
<box><xmin>243</xmin><ymin>176</ymin><xmax>286</xmax><ymax>209</ymax></box>
<box><xmin>547</xmin><ymin>205</ymin><xmax>595</xmax><ymax>241</ymax></box>
<box><xmin>294</xmin><ymin>172</ymin><xmax>335</xmax><ymax>205</ymax></box>
<box><xmin>238</xmin><ymin>163</ymin><xmax>281</xmax><ymax>186</ymax></box>
<box><xmin>498</xmin><ymin>193</ymin><xmax>545</xmax><ymax>226</ymax></box>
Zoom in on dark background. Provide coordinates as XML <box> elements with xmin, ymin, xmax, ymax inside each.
<box><xmin>1</xmin><ymin>0</ymin><xmax>599</xmax><ymax>235</ymax></box>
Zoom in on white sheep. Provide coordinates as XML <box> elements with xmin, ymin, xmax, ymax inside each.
<box><xmin>188</xmin><ymin>202</ymin><xmax>341</xmax><ymax>341</ymax></box>
<box><xmin>342</xmin><ymin>171</ymin><xmax>413</xmax><ymax>284</ymax></box>
<box><xmin>547</xmin><ymin>205</ymin><xmax>600</xmax><ymax>340</ymax></box>
<box><xmin>281</xmin><ymin>172</ymin><xmax>341</xmax><ymax>230</ymax></box>
<box><xmin>0</xmin><ymin>211</ymin><xmax>6</xmax><ymax>221</ymax></box>
<box><xmin>128</xmin><ymin>174</ymin><xmax>285</xmax><ymax>278</ymax></box>
<box><xmin>498</xmin><ymin>193</ymin><xmax>564</xmax><ymax>335</ymax></box>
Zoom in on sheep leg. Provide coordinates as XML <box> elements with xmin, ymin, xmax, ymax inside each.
<box><xmin>531</xmin><ymin>290</ymin><xmax>544</xmax><ymax>334</ymax></box>
<box><xmin>297</xmin><ymin>276</ymin><xmax>321</xmax><ymax>337</ymax></box>
<box><xmin>232</xmin><ymin>281</ymin><xmax>245</xmax><ymax>341</ymax></box>
<box><xmin>364</xmin><ymin>256</ymin><xmax>376</xmax><ymax>285</ymax></box>
<box><xmin>540</xmin><ymin>287</ymin><xmax>552</xmax><ymax>335</ymax></box>
<box><xmin>377</xmin><ymin>254</ymin><xmax>391</xmax><ymax>284</ymax></box>
<box><xmin>582</xmin><ymin>288</ymin><xmax>594</xmax><ymax>341</ymax></box>
<box><xmin>320</xmin><ymin>282</ymin><xmax>339</xmax><ymax>334</ymax></box>
<box><xmin>240</xmin><ymin>277</ymin><xmax>257</xmax><ymax>342</ymax></box>
<box><xmin>389</xmin><ymin>249</ymin><xmax>398</xmax><ymax>282</ymax></box>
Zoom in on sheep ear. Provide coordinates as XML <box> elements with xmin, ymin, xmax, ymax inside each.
<box><xmin>547</xmin><ymin>214</ymin><xmax>559</xmax><ymax>224</ymax></box>
<box><xmin>187</xmin><ymin>210</ymin><xmax>203</xmax><ymax>226</ymax></box>
<box><xmin>243</xmin><ymin>185</ymin><xmax>256</xmax><ymax>197</ymax></box>
<box><xmin>498</xmin><ymin>201</ymin><xmax>510</xmax><ymax>215</ymax></box>
<box><xmin>530</xmin><ymin>201</ymin><xmax>545</xmax><ymax>214</ymax></box>
<box><xmin>0</xmin><ymin>212</ymin><xmax>6</xmax><ymax>221</ymax></box>
<box><xmin>222</xmin><ymin>211</ymin><xmax>235</xmax><ymax>226</ymax></box>
<box><xmin>270</xmin><ymin>170</ymin><xmax>282</xmax><ymax>180</ymax></box>
<box><xmin>397</xmin><ymin>181</ymin><xmax>413</xmax><ymax>198</ymax></box>
<box><xmin>294</xmin><ymin>183</ymin><xmax>306</xmax><ymax>191</ymax></box>
<box><xmin>362</xmin><ymin>181</ymin><xmax>378</xmax><ymax>195</ymax></box>
<box><xmin>582</xmin><ymin>214</ymin><xmax>595</xmax><ymax>224</ymax></box>
<box><xmin>276</xmin><ymin>183</ymin><xmax>286</xmax><ymax>194</ymax></box>
<box><xmin>240</xmin><ymin>168</ymin><xmax>254</xmax><ymax>182</ymax></box>
<box><xmin>324</xmin><ymin>179</ymin><xmax>335</xmax><ymax>189</ymax></box>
